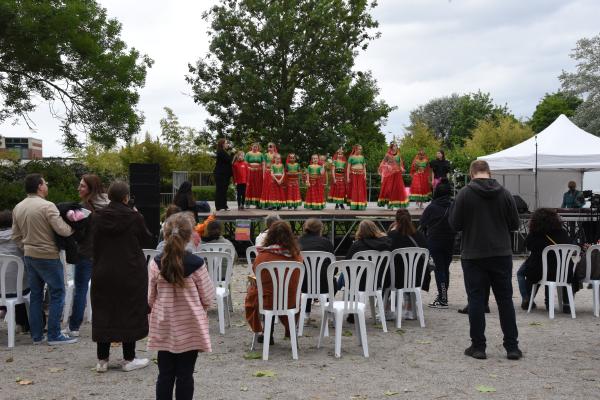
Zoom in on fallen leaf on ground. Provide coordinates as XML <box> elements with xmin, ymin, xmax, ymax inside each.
<box><xmin>384</xmin><ymin>390</ymin><xmax>399</xmax><ymax>396</ymax></box>
<box><xmin>16</xmin><ymin>378</ymin><xmax>33</xmax><ymax>385</ymax></box>
<box><xmin>254</xmin><ymin>370</ymin><xmax>276</xmax><ymax>378</ymax></box>
<box><xmin>342</xmin><ymin>330</ymin><xmax>353</xmax><ymax>337</ymax></box>
<box><xmin>476</xmin><ymin>385</ymin><xmax>496</xmax><ymax>393</ymax></box>
<box><xmin>416</xmin><ymin>340</ymin><xmax>431</xmax><ymax>344</ymax></box>
<box><xmin>240</xmin><ymin>386</ymin><xmax>248</xmax><ymax>392</ymax></box>
<box><xmin>48</xmin><ymin>367</ymin><xmax>64</xmax><ymax>373</ymax></box>
<box><xmin>529</xmin><ymin>322</ymin><xmax>543</xmax><ymax>326</ymax></box>
<box><xmin>243</xmin><ymin>351</ymin><xmax>262</xmax><ymax>360</ymax></box>
<box><xmin>395</xmin><ymin>329</ymin><xmax>405</xmax><ymax>335</ymax></box>
<box><xmin>151</xmin><ymin>357</ymin><xmax>158</xmax><ymax>365</ymax></box>
<box><xmin>6</xmin><ymin>356</ymin><xmax>13</xmax><ymax>363</ymax></box>
<box><xmin>489</xmin><ymin>374</ymin><xmax>498</xmax><ymax>378</ymax></box>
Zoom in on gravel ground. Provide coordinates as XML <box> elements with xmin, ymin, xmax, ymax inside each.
<box><xmin>1</xmin><ymin>258</ymin><xmax>600</xmax><ymax>400</ymax></box>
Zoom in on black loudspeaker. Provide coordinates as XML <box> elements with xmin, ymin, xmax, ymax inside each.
<box><xmin>513</xmin><ymin>195</ymin><xmax>529</xmax><ymax>213</ymax></box>
<box><xmin>129</xmin><ymin>163</ymin><xmax>160</xmax><ymax>247</ymax></box>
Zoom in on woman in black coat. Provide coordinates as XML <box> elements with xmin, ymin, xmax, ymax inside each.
<box><xmin>91</xmin><ymin>181</ymin><xmax>154</xmax><ymax>372</ymax></box>
<box><xmin>214</xmin><ymin>138</ymin><xmax>233</xmax><ymax>211</ymax></box>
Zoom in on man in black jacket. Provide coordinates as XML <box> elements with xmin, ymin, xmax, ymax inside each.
<box><xmin>449</xmin><ymin>160</ymin><xmax>522</xmax><ymax>360</ymax></box>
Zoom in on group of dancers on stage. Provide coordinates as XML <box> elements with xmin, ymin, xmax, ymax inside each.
<box><xmin>230</xmin><ymin>141</ymin><xmax>452</xmax><ymax>211</ymax></box>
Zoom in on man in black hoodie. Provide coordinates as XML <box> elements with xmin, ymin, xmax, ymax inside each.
<box><xmin>449</xmin><ymin>160</ymin><xmax>522</xmax><ymax>361</ymax></box>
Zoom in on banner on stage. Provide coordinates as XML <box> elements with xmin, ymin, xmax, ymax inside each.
<box><xmin>235</xmin><ymin>219</ymin><xmax>251</xmax><ymax>241</ymax></box>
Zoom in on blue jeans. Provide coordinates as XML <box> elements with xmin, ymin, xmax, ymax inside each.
<box><xmin>516</xmin><ymin>260</ymin><xmax>529</xmax><ymax>302</ymax></box>
<box><xmin>24</xmin><ymin>257</ymin><xmax>65</xmax><ymax>341</ymax></box>
<box><xmin>69</xmin><ymin>258</ymin><xmax>92</xmax><ymax>331</ymax></box>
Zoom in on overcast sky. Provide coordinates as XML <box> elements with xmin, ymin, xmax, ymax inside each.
<box><xmin>2</xmin><ymin>0</ymin><xmax>599</xmax><ymax>157</ymax></box>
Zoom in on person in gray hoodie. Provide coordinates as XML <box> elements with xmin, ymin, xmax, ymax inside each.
<box><xmin>449</xmin><ymin>160</ymin><xmax>522</xmax><ymax>361</ymax></box>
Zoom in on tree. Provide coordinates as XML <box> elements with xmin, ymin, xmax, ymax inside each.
<box><xmin>186</xmin><ymin>0</ymin><xmax>394</xmax><ymax>163</ymax></box>
<box><xmin>560</xmin><ymin>33</ymin><xmax>600</xmax><ymax>136</ymax></box>
<box><xmin>0</xmin><ymin>0</ymin><xmax>153</xmax><ymax>149</ymax></box>
<box><xmin>399</xmin><ymin>121</ymin><xmax>442</xmax><ymax>169</ymax></box>
<box><xmin>529</xmin><ymin>91</ymin><xmax>582</xmax><ymax>133</ymax></box>
<box><xmin>463</xmin><ymin>116</ymin><xmax>534</xmax><ymax>159</ymax></box>
<box><xmin>408</xmin><ymin>94</ymin><xmax>461</xmax><ymax>142</ymax></box>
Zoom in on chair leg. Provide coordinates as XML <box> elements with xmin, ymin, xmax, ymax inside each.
<box><xmin>527</xmin><ymin>284</ymin><xmax>537</xmax><ymax>313</ymax></box>
<box><xmin>548</xmin><ymin>283</ymin><xmax>555</xmax><ymax>319</ymax></box>
<box><xmin>262</xmin><ymin>314</ymin><xmax>273</xmax><ymax>361</ymax></box>
<box><xmin>6</xmin><ymin>303</ymin><xmax>15</xmax><ymax>348</ymax></box>
<box><xmin>318</xmin><ymin>312</ymin><xmax>329</xmax><ymax>348</ymax></box>
<box><xmin>287</xmin><ymin>311</ymin><xmax>299</xmax><ymax>360</ymax></box>
<box><xmin>368</xmin><ymin>296</ymin><xmax>376</xmax><ymax>324</ymax></box>
<box><xmin>216</xmin><ymin>295</ymin><xmax>226</xmax><ymax>335</ymax></box>
<box><xmin>62</xmin><ymin>283</ymin><xmax>74</xmax><ymax>327</ymax></box>
<box><xmin>250</xmin><ymin>333</ymin><xmax>258</xmax><ymax>351</ymax></box>
<box><xmin>354</xmin><ymin>313</ymin><xmax>361</xmax><ymax>345</ymax></box>
<box><xmin>334</xmin><ymin>311</ymin><xmax>344</xmax><ymax>358</ymax></box>
<box><xmin>376</xmin><ymin>291</ymin><xmax>387</xmax><ymax>332</ymax></box>
<box><xmin>396</xmin><ymin>290</ymin><xmax>404</xmax><ymax>329</ymax></box>
<box><xmin>85</xmin><ymin>284</ymin><xmax>92</xmax><ymax>323</ymax></box>
<box><xmin>415</xmin><ymin>289</ymin><xmax>425</xmax><ymax>328</ymax></box>
<box><xmin>320</xmin><ymin>295</ymin><xmax>329</xmax><ymax>337</ymax></box>
<box><xmin>593</xmin><ymin>282</ymin><xmax>600</xmax><ymax>318</ymax></box>
<box><xmin>298</xmin><ymin>294</ymin><xmax>308</xmax><ymax>337</ymax></box>
<box><xmin>557</xmin><ymin>285</ymin><xmax>564</xmax><ymax>310</ymax></box>
<box><xmin>357</xmin><ymin>309</ymin><xmax>369</xmax><ymax>358</ymax></box>
<box><xmin>566</xmin><ymin>285</ymin><xmax>576</xmax><ymax>319</ymax></box>
<box><xmin>390</xmin><ymin>290</ymin><xmax>396</xmax><ymax>313</ymax></box>
<box><xmin>225</xmin><ymin>295</ymin><xmax>231</xmax><ymax>328</ymax></box>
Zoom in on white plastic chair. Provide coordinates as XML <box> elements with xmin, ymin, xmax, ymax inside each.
<box><xmin>250</xmin><ymin>261</ymin><xmax>304</xmax><ymax>360</ymax></box>
<box><xmin>584</xmin><ymin>244</ymin><xmax>600</xmax><ymax>317</ymax></box>
<box><xmin>195</xmin><ymin>251</ymin><xmax>234</xmax><ymax>334</ymax></box>
<box><xmin>60</xmin><ymin>251</ymin><xmax>92</xmax><ymax>327</ymax></box>
<box><xmin>198</xmin><ymin>243</ymin><xmax>236</xmax><ymax>311</ymax></box>
<box><xmin>528</xmin><ymin>244</ymin><xmax>579</xmax><ymax>319</ymax></box>
<box><xmin>298</xmin><ymin>251</ymin><xmax>335</xmax><ymax>337</ymax></box>
<box><xmin>0</xmin><ymin>255</ymin><xmax>30</xmax><ymax>348</ymax></box>
<box><xmin>391</xmin><ymin>248</ymin><xmax>428</xmax><ymax>329</ymax></box>
<box><xmin>318</xmin><ymin>259</ymin><xmax>374</xmax><ymax>358</ymax></box>
<box><xmin>143</xmin><ymin>249</ymin><xmax>161</xmax><ymax>271</ymax></box>
<box><xmin>246</xmin><ymin>246</ymin><xmax>258</xmax><ymax>275</ymax></box>
<box><xmin>352</xmin><ymin>250</ymin><xmax>391</xmax><ymax>332</ymax></box>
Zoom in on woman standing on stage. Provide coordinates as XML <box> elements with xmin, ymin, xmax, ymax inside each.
<box><xmin>259</xmin><ymin>142</ymin><xmax>278</xmax><ymax>208</ymax></box>
<box><xmin>409</xmin><ymin>148</ymin><xmax>432</xmax><ymax>208</ymax></box>
<box><xmin>346</xmin><ymin>145</ymin><xmax>367</xmax><ymax>210</ymax></box>
<box><xmin>329</xmin><ymin>148</ymin><xmax>347</xmax><ymax>209</ymax></box>
<box><xmin>380</xmin><ymin>142</ymin><xmax>408</xmax><ymax>209</ymax></box>
<box><xmin>429</xmin><ymin>150</ymin><xmax>451</xmax><ymax>189</ymax></box>
<box><xmin>377</xmin><ymin>155</ymin><xmax>394</xmax><ymax>207</ymax></box>
<box><xmin>244</xmin><ymin>143</ymin><xmax>264</xmax><ymax>207</ymax></box>
<box><xmin>305</xmin><ymin>154</ymin><xmax>326</xmax><ymax>210</ymax></box>
<box><xmin>285</xmin><ymin>153</ymin><xmax>302</xmax><ymax>210</ymax></box>
<box><xmin>214</xmin><ymin>138</ymin><xmax>233</xmax><ymax>211</ymax></box>
<box><xmin>264</xmin><ymin>153</ymin><xmax>286</xmax><ymax>210</ymax></box>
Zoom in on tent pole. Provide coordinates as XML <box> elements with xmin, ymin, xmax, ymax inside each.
<box><xmin>534</xmin><ymin>135</ymin><xmax>538</xmax><ymax>210</ymax></box>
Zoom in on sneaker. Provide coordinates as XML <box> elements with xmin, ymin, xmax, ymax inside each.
<box><xmin>428</xmin><ymin>298</ymin><xmax>449</xmax><ymax>309</ymax></box>
<box><xmin>507</xmin><ymin>348</ymin><xmax>523</xmax><ymax>360</ymax></box>
<box><xmin>62</xmin><ymin>328</ymin><xmax>80</xmax><ymax>338</ymax></box>
<box><xmin>47</xmin><ymin>334</ymin><xmax>78</xmax><ymax>345</ymax></box>
<box><xmin>95</xmin><ymin>360</ymin><xmax>108</xmax><ymax>373</ymax></box>
<box><xmin>122</xmin><ymin>358</ymin><xmax>150</xmax><ymax>372</ymax></box>
<box><xmin>33</xmin><ymin>336</ymin><xmax>47</xmax><ymax>345</ymax></box>
<box><xmin>464</xmin><ymin>346</ymin><xmax>487</xmax><ymax>360</ymax></box>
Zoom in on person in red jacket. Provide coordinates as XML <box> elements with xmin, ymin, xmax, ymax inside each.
<box><xmin>232</xmin><ymin>151</ymin><xmax>249</xmax><ymax>210</ymax></box>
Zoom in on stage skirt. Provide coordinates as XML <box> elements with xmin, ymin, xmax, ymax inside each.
<box><xmin>409</xmin><ymin>171</ymin><xmax>431</xmax><ymax>202</ymax></box>
<box><xmin>246</xmin><ymin>167</ymin><xmax>263</xmax><ymax>206</ymax></box>
<box><xmin>285</xmin><ymin>175</ymin><xmax>302</xmax><ymax>208</ymax></box>
<box><xmin>347</xmin><ymin>171</ymin><xmax>367</xmax><ymax>210</ymax></box>
<box><xmin>259</xmin><ymin>170</ymin><xmax>273</xmax><ymax>208</ymax></box>
<box><xmin>387</xmin><ymin>171</ymin><xmax>409</xmax><ymax>208</ymax></box>
<box><xmin>377</xmin><ymin>175</ymin><xmax>392</xmax><ymax>207</ymax></box>
<box><xmin>262</xmin><ymin>176</ymin><xmax>286</xmax><ymax>209</ymax></box>
<box><xmin>305</xmin><ymin>176</ymin><xmax>325</xmax><ymax>210</ymax></box>
<box><xmin>328</xmin><ymin>172</ymin><xmax>347</xmax><ymax>204</ymax></box>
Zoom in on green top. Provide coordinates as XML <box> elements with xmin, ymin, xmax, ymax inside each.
<box><xmin>271</xmin><ymin>163</ymin><xmax>284</xmax><ymax>175</ymax></box>
<box><xmin>348</xmin><ymin>155</ymin><xmax>365</xmax><ymax>166</ymax></box>
<box><xmin>264</xmin><ymin>152</ymin><xmax>276</xmax><ymax>167</ymax></box>
<box><xmin>393</xmin><ymin>154</ymin><xmax>402</xmax><ymax>165</ymax></box>
<box><xmin>415</xmin><ymin>159</ymin><xmax>428</xmax><ymax>169</ymax></box>
<box><xmin>307</xmin><ymin>164</ymin><xmax>323</xmax><ymax>176</ymax></box>
<box><xmin>245</xmin><ymin>152</ymin><xmax>263</xmax><ymax>164</ymax></box>
<box><xmin>333</xmin><ymin>159</ymin><xmax>346</xmax><ymax>171</ymax></box>
<box><xmin>286</xmin><ymin>163</ymin><xmax>300</xmax><ymax>174</ymax></box>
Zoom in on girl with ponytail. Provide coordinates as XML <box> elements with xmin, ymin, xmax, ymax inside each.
<box><xmin>148</xmin><ymin>213</ymin><xmax>215</xmax><ymax>399</ymax></box>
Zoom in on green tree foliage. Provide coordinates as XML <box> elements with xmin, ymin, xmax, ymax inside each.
<box><xmin>560</xmin><ymin>33</ymin><xmax>600</xmax><ymax>136</ymax></box>
<box><xmin>408</xmin><ymin>94</ymin><xmax>461</xmax><ymax>143</ymax></box>
<box><xmin>462</xmin><ymin>116</ymin><xmax>534</xmax><ymax>161</ymax></box>
<box><xmin>0</xmin><ymin>0</ymin><xmax>153</xmax><ymax>149</ymax></box>
<box><xmin>186</xmin><ymin>0</ymin><xmax>394</xmax><ymax>163</ymax></box>
<box><xmin>529</xmin><ymin>91</ymin><xmax>582</xmax><ymax>133</ymax></box>
<box><xmin>399</xmin><ymin>122</ymin><xmax>442</xmax><ymax>170</ymax></box>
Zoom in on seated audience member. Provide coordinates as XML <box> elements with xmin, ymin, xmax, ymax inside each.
<box><xmin>245</xmin><ymin>221</ymin><xmax>302</xmax><ymax>344</ymax></box>
<box><xmin>173</xmin><ymin>181</ymin><xmax>200</xmax><ymax>222</ymax></box>
<box><xmin>561</xmin><ymin>181</ymin><xmax>584</xmax><ymax>209</ymax></box>
<box><xmin>298</xmin><ymin>218</ymin><xmax>335</xmax><ymax>314</ymax></box>
<box><xmin>201</xmin><ymin>220</ymin><xmax>238</xmax><ymax>258</ymax></box>
<box><xmin>256</xmin><ymin>214</ymin><xmax>281</xmax><ymax>247</ymax></box>
<box><xmin>158</xmin><ymin>204</ymin><xmax>181</xmax><ymax>242</ymax></box>
<box><xmin>0</xmin><ymin>209</ymin><xmax>29</xmax><ymax>332</ymax></box>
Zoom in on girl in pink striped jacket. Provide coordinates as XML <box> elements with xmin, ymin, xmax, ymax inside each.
<box><xmin>148</xmin><ymin>213</ymin><xmax>215</xmax><ymax>400</ymax></box>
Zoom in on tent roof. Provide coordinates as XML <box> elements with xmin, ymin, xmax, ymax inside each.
<box><xmin>479</xmin><ymin>114</ymin><xmax>600</xmax><ymax>171</ymax></box>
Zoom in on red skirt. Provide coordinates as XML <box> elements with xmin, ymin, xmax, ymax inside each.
<box><xmin>328</xmin><ymin>172</ymin><xmax>347</xmax><ymax>204</ymax></box>
<box><xmin>410</xmin><ymin>171</ymin><xmax>431</xmax><ymax>202</ymax></box>
<box><xmin>286</xmin><ymin>175</ymin><xmax>302</xmax><ymax>208</ymax></box>
<box><xmin>377</xmin><ymin>175</ymin><xmax>392</xmax><ymax>207</ymax></box>
<box><xmin>388</xmin><ymin>171</ymin><xmax>408</xmax><ymax>208</ymax></box>
<box><xmin>259</xmin><ymin>170</ymin><xmax>273</xmax><ymax>208</ymax></box>
<box><xmin>264</xmin><ymin>177</ymin><xmax>286</xmax><ymax>208</ymax></box>
<box><xmin>305</xmin><ymin>177</ymin><xmax>325</xmax><ymax>210</ymax></box>
<box><xmin>246</xmin><ymin>167</ymin><xmax>263</xmax><ymax>206</ymax></box>
<box><xmin>347</xmin><ymin>171</ymin><xmax>367</xmax><ymax>210</ymax></box>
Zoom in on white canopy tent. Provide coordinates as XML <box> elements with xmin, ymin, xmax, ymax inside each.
<box><xmin>478</xmin><ymin>114</ymin><xmax>600</xmax><ymax>209</ymax></box>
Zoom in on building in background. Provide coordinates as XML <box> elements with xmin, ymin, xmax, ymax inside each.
<box><xmin>0</xmin><ymin>136</ymin><xmax>43</xmax><ymax>159</ymax></box>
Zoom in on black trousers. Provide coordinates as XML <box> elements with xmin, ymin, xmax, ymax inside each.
<box><xmin>462</xmin><ymin>255</ymin><xmax>519</xmax><ymax>351</ymax></box>
<box><xmin>97</xmin><ymin>341</ymin><xmax>136</xmax><ymax>361</ymax></box>
<box><xmin>156</xmin><ymin>350</ymin><xmax>198</xmax><ymax>400</ymax></box>
<box><xmin>429</xmin><ymin>240</ymin><xmax>454</xmax><ymax>296</ymax></box>
<box><xmin>214</xmin><ymin>173</ymin><xmax>230</xmax><ymax>210</ymax></box>
<box><xmin>236</xmin><ymin>184</ymin><xmax>246</xmax><ymax>207</ymax></box>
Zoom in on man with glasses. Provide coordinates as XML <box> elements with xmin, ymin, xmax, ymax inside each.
<box><xmin>12</xmin><ymin>174</ymin><xmax>77</xmax><ymax>345</ymax></box>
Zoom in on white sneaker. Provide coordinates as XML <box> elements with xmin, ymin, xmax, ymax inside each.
<box><xmin>47</xmin><ymin>334</ymin><xmax>78</xmax><ymax>345</ymax></box>
<box><xmin>122</xmin><ymin>358</ymin><xmax>150</xmax><ymax>372</ymax></box>
<box><xmin>95</xmin><ymin>360</ymin><xmax>108</xmax><ymax>373</ymax></box>
<box><xmin>62</xmin><ymin>329</ymin><xmax>80</xmax><ymax>337</ymax></box>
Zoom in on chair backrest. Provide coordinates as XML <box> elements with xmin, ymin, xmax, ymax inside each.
<box><xmin>246</xmin><ymin>245</ymin><xmax>258</xmax><ymax>275</ymax></box>
<box><xmin>199</xmin><ymin>242</ymin><xmax>235</xmax><ymax>257</ymax></box>
<box><xmin>195</xmin><ymin>251</ymin><xmax>234</xmax><ymax>288</ymax></box>
<box><xmin>351</xmin><ymin>250</ymin><xmax>391</xmax><ymax>293</ymax></box>
<box><xmin>585</xmin><ymin>244</ymin><xmax>600</xmax><ymax>283</ymax></box>
<box><xmin>391</xmin><ymin>247</ymin><xmax>429</xmax><ymax>290</ymax></box>
<box><xmin>143</xmin><ymin>249</ymin><xmax>161</xmax><ymax>270</ymax></box>
<box><xmin>0</xmin><ymin>254</ymin><xmax>25</xmax><ymax>304</ymax></box>
<box><xmin>327</xmin><ymin>259</ymin><xmax>375</xmax><ymax>313</ymax></box>
<box><xmin>542</xmin><ymin>244</ymin><xmax>580</xmax><ymax>284</ymax></box>
<box><xmin>255</xmin><ymin>261</ymin><xmax>304</xmax><ymax>315</ymax></box>
<box><xmin>301</xmin><ymin>251</ymin><xmax>336</xmax><ymax>296</ymax></box>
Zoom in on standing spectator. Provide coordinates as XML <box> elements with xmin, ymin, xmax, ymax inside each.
<box><xmin>148</xmin><ymin>213</ymin><xmax>215</xmax><ymax>400</ymax></box>
<box><xmin>64</xmin><ymin>174</ymin><xmax>109</xmax><ymax>338</ymax></box>
<box><xmin>214</xmin><ymin>138</ymin><xmax>233</xmax><ymax>211</ymax></box>
<box><xmin>92</xmin><ymin>181</ymin><xmax>153</xmax><ymax>372</ymax></box>
<box><xmin>11</xmin><ymin>174</ymin><xmax>76</xmax><ymax>344</ymax></box>
<box><xmin>419</xmin><ymin>180</ymin><xmax>456</xmax><ymax>308</ymax></box>
<box><xmin>174</xmin><ymin>181</ymin><xmax>199</xmax><ymax>222</ymax></box>
<box><xmin>449</xmin><ymin>160</ymin><xmax>521</xmax><ymax>360</ymax></box>
<box><xmin>232</xmin><ymin>151</ymin><xmax>249</xmax><ymax>210</ymax></box>
<box><xmin>560</xmin><ymin>181</ymin><xmax>584</xmax><ymax>208</ymax></box>
<box><xmin>429</xmin><ymin>150</ymin><xmax>451</xmax><ymax>189</ymax></box>
<box><xmin>255</xmin><ymin>214</ymin><xmax>281</xmax><ymax>247</ymax></box>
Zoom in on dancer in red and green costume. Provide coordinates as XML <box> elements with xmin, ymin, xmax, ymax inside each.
<box><xmin>329</xmin><ymin>147</ymin><xmax>347</xmax><ymax>209</ymax></box>
<box><xmin>409</xmin><ymin>148</ymin><xmax>432</xmax><ymax>208</ymax></box>
<box><xmin>346</xmin><ymin>145</ymin><xmax>367</xmax><ymax>210</ymax></box>
<box><xmin>259</xmin><ymin>142</ymin><xmax>278</xmax><ymax>208</ymax></box>
<box><xmin>244</xmin><ymin>143</ymin><xmax>264</xmax><ymax>207</ymax></box>
<box><xmin>379</xmin><ymin>142</ymin><xmax>409</xmax><ymax>209</ymax></box>
<box><xmin>263</xmin><ymin>153</ymin><xmax>286</xmax><ymax>210</ymax></box>
<box><xmin>304</xmin><ymin>154</ymin><xmax>326</xmax><ymax>210</ymax></box>
<box><xmin>285</xmin><ymin>153</ymin><xmax>302</xmax><ymax>209</ymax></box>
